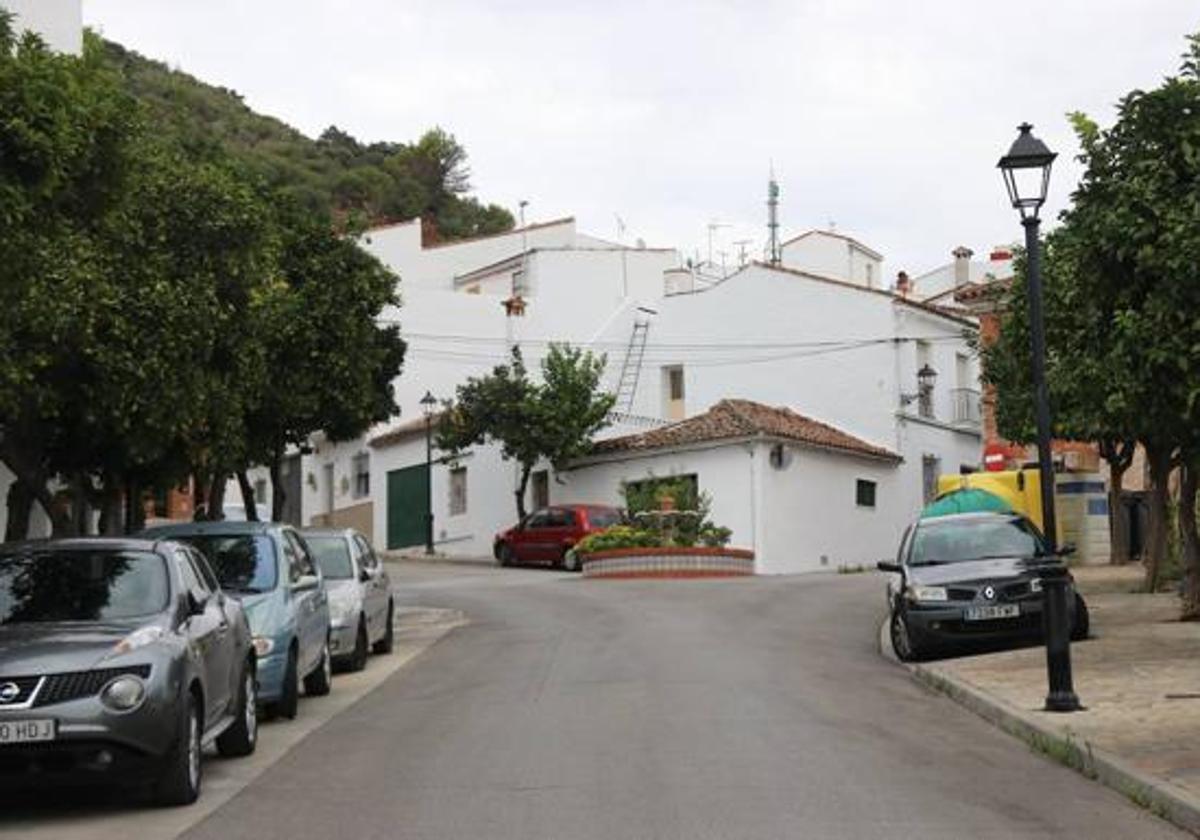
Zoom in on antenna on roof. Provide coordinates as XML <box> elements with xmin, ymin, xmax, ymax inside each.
<box><xmin>733</xmin><ymin>239</ymin><xmax>753</xmax><ymax>267</ymax></box>
<box><xmin>767</xmin><ymin>164</ymin><xmax>781</xmax><ymax>265</ymax></box>
<box><xmin>706</xmin><ymin>220</ymin><xmax>730</xmax><ymax>267</ymax></box>
<box><xmin>615</xmin><ymin>214</ymin><xmax>626</xmax><ymax>243</ymax></box>
<box><xmin>518</xmin><ymin>200</ymin><xmax>529</xmax><ymax>228</ymax></box>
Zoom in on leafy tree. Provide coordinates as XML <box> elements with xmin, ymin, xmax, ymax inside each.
<box><xmin>238</xmin><ymin>205</ymin><xmax>406</xmax><ymax>521</ymax></box>
<box><xmin>100</xmin><ymin>39</ymin><xmax>513</xmax><ymax>238</ymax></box>
<box><xmin>986</xmin><ymin>33</ymin><xmax>1200</xmax><ymax>614</ymax></box>
<box><xmin>437</xmin><ymin>345</ymin><xmax>615</xmax><ymax>520</ymax></box>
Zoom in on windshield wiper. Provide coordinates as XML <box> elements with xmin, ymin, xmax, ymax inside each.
<box><xmin>909</xmin><ymin>559</ymin><xmax>951</xmax><ymax>567</ymax></box>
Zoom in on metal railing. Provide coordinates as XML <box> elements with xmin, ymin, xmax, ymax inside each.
<box><xmin>951</xmin><ymin>388</ymin><xmax>982</xmax><ymax>426</ymax></box>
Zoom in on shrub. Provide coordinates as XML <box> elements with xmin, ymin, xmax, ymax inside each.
<box><xmin>575</xmin><ymin>525</ymin><xmax>660</xmax><ymax>555</ymax></box>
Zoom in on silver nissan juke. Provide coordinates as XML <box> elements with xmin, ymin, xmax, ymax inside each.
<box><xmin>0</xmin><ymin>538</ymin><xmax>258</xmax><ymax>805</ymax></box>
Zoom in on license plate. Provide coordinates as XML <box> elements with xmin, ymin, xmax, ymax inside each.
<box><xmin>965</xmin><ymin>604</ymin><xmax>1020</xmax><ymax>621</ymax></box>
<box><xmin>0</xmin><ymin>719</ymin><xmax>55</xmax><ymax>744</ymax></box>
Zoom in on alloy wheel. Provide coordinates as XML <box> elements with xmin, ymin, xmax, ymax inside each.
<box><xmin>244</xmin><ymin>672</ymin><xmax>258</xmax><ymax>746</ymax></box>
<box><xmin>186</xmin><ymin>708</ymin><xmax>201</xmax><ymax>793</ymax></box>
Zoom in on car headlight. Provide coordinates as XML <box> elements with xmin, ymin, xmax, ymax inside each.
<box><xmin>1030</xmin><ymin>577</ymin><xmax>1043</xmax><ymax>594</ymax></box>
<box><xmin>111</xmin><ymin>625</ymin><xmax>164</xmax><ymax>655</ymax></box>
<box><xmin>329</xmin><ymin>598</ymin><xmax>358</xmax><ymax>628</ymax></box>
<box><xmin>99</xmin><ymin>675</ymin><xmax>146</xmax><ymax>712</ymax></box>
<box><xmin>252</xmin><ymin>636</ymin><xmax>275</xmax><ymax>657</ymax></box>
<box><xmin>906</xmin><ymin>585</ymin><xmax>949</xmax><ymax>603</ymax></box>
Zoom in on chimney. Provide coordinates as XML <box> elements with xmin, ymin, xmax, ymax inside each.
<box><xmin>895</xmin><ymin>271</ymin><xmax>911</xmax><ymax>297</ymax></box>
<box><xmin>952</xmin><ymin>246</ymin><xmax>974</xmax><ymax>286</ymax></box>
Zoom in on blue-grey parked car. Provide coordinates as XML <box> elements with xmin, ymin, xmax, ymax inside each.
<box><xmin>141</xmin><ymin>521</ymin><xmax>332</xmax><ymax>719</ymax></box>
<box><xmin>0</xmin><ymin>538</ymin><xmax>257</xmax><ymax>805</ymax></box>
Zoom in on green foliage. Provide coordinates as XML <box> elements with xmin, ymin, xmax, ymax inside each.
<box><xmin>984</xmin><ymin>32</ymin><xmax>1200</xmax><ymax>597</ymax></box>
<box><xmin>0</xmin><ymin>22</ymin><xmax>405</xmax><ymax>533</ymax></box>
<box><xmin>621</xmin><ymin>475</ymin><xmax>730</xmax><ymax>547</ymax></box>
<box><xmin>575</xmin><ymin>526</ymin><xmax>661</xmax><ymax>555</ymax></box>
<box><xmin>437</xmin><ymin>344</ymin><xmax>616</xmax><ymax>519</ymax></box>
<box><xmin>99</xmin><ymin>40</ymin><xmax>513</xmax><ymax>238</ymax></box>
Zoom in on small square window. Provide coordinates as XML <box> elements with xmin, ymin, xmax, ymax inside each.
<box><xmin>856</xmin><ymin>479</ymin><xmax>877</xmax><ymax>508</ymax></box>
<box><xmin>449</xmin><ymin>467</ymin><xmax>468</xmax><ymax>516</ymax></box>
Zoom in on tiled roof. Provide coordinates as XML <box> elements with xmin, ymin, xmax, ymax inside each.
<box><xmin>589</xmin><ymin>399</ymin><xmax>901</xmax><ymax>462</ymax></box>
<box><xmin>368</xmin><ymin>411</ymin><xmax>445</xmax><ymax>449</ymax></box>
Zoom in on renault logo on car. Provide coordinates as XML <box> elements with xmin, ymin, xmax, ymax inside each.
<box><xmin>983</xmin><ymin>586</ymin><xmax>996</xmax><ymax>601</ymax></box>
<box><xmin>0</xmin><ymin>682</ymin><xmax>20</xmax><ymax>704</ymax></box>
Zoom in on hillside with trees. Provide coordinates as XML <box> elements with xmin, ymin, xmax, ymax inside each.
<box><xmin>100</xmin><ymin>38</ymin><xmax>514</xmax><ymax>240</ymax></box>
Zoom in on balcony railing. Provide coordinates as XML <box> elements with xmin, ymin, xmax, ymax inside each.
<box><xmin>951</xmin><ymin>387</ymin><xmax>982</xmax><ymax>427</ymax></box>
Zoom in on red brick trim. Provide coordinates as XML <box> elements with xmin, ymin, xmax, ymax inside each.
<box><xmin>580</xmin><ymin>546</ymin><xmax>755</xmax><ymax>561</ymax></box>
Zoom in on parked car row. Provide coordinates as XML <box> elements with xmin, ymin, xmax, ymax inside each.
<box><xmin>0</xmin><ymin>522</ymin><xmax>392</xmax><ymax>805</ymax></box>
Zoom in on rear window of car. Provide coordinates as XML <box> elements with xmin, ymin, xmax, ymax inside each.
<box><xmin>305</xmin><ymin>536</ymin><xmax>354</xmax><ymax>580</ymax></box>
<box><xmin>586</xmin><ymin>509</ymin><xmax>622</xmax><ymax>528</ymax></box>
<box><xmin>0</xmin><ymin>550</ymin><xmax>169</xmax><ymax>624</ymax></box>
<box><xmin>176</xmin><ymin>535</ymin><xmax>278</xmax><ymax>593</ymax></box>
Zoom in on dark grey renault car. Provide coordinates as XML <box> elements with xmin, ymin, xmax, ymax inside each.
<box><xmin>877</xmin><ymin>513</ymin><xmax>1089</xmax><ymax>661</ymax></box>
<box><xmin>0</xmin><ymin>538</ymin><xmax>257</xmax><ymax>805</ymax></box>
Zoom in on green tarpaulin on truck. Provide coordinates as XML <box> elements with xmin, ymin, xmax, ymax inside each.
<box><xmin>921</xmin><ymin>488</ymin><xmax>1014</xmax><ymax>519</ymax></box>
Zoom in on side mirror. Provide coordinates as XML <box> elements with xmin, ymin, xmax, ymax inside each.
<box><xmin>1058</xmin><ymin>542</ymin><xmax>1077</xmax><ymax>557</ymax></box>
<box><xmin>291</xmin><ymin>574</ymin><xmax>319</xmax><ymax>593</ymax></box>
<box><xmin>186</xmin><ymin>591</ymin><xmax>208</xmax><ymax>616</ymax></box>
<box><xmin>359</xmin><ymin>566</ymin><xmax>371</xmax><ymax>583</ymax></box>
<box><xmin>876</xmin><ymin>561</ymin><xmax>902</xmax><ymax>573</ymax></box>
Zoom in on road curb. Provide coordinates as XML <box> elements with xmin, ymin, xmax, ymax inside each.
<box><xmin>900</xmin><ymin>653</ymin><xmax>1200</xmax><ymax>837</ymax></box>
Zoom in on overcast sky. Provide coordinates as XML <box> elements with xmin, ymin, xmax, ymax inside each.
<box><xmin>85</xmin><ymin>1</ymin><xmax>1197</xmax><ymax>279</ymax></box>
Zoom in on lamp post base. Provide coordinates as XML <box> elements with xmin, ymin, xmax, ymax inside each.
<box><xmin>1044</xmin><ymin>691</ymin><xmax>1083</xmax><ymax>713</ymax></box>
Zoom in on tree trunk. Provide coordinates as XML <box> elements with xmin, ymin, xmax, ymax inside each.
<box><xmin>1100</xmin><ymin>439</ymin><xmax>1135</xmax><ymax>566</ymax></box>
<box><xmin>269</xmin><ymin>445</ymin><xmax>286</xmax><ymax>523</ymax></box>
<box><xmin>1108</xmin><ymin>461</ymin><xmax>1130</xmax><ymax>565</ymax></box>
<box><xmin>514</xmin><ymin>462</ymin><xmax>533</xmax><ymax>522</ymax></box>
<box><xmin>4</xmin><ymin>479</ymin><xmax>33</xmax><ymax>542</ymax></box>
<box><xmin>237</xmin><ymin>471</ymin><xmax>260</xmax><ymax>521</ymax></box>
<box><xmin>207</xmin><ymin>473</ymin><xmax>227</xmax><ymax>522</ymax></box>
<box><xmin>1180</xmin><ymin>460</ymin><xmax>1200</xmax><ymax>620</ymax></box>
<box><xmin>97</xmin><ymin>473</ymin><xmax>124</xmax><ymax>536</ymax></box>
<box><xmin>124</xmin><ymin>477</ymin><xmax>146</xmax><ymax>534</ymax></box>
<box><xmin>1143</xmin><ymin>442</ymin><xmax>1173</xmax><ymax>593</ymax></box>
<box><xmin>69</xmin><ymin>473</ymin><xmax>92</xmax><ymax>537</ymax></box>
<box><xmin>0</xmin><ymin>442</ymin><xmax>72</xmax><ymax>537</ymax></box>
<box><xmin>192</xmin><ymin>474</ymin><xmax>207</xmax><ymax>521</ymax></box>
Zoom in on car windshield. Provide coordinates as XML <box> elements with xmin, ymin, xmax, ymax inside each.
<box><xmin>178</xmin><ymin>535</ymin><xmax>278</xmax><ymax>593</ymax></box>
<box><xmin>909</xmin><ymin>517</ymin><xmax>1048</xmax><ymax>566</ymax></box>
<box><xmin>305</xmin><ymin>536</ymin><xmax>353</xmax><ymax>580</ymax></box>
<box><xmin>0</xmin><ymin>549</ymin><xmax>169</xmax><ymax>624</ymax></box>
<box><xmin>587</xmin><ymin>509</ymin><xmax>623</xmax><ymax>528</ymax></box>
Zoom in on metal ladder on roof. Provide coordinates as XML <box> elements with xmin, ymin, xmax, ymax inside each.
<box><xmin>614</xmin><ymin>321</ymin><xmax>650</xmax><ymax>412</ymax></box>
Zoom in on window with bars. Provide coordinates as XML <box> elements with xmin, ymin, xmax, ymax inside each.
<box><xmin>352</xmin><ymin>453</ymin><xmax>370</xmax><ymax>499</ymax></box>
<box><xmin>449</xmin><ymin>467</ymin><xmax>468</xmax><ymax>516</ymax></box>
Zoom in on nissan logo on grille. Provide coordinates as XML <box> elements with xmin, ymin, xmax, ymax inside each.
<box><xmin>0</xmin><ymin>682</ymin><xmax>20</xmax><ymax>704</ymax></box>
<box><xmin>983</xmin><ymin>586</ymin><xmax>996</xmax><ymax>601</ymax></box>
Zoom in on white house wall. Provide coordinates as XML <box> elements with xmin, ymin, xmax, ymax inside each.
<box><xmin>759</xmin><ymin>445</ymin><xmax>901</xmax><ymax>574</ymax></box>
<box><xmin>781</xmin><ymin>234</ymin><xmax>882</xmax><ymax>288</ymax></box>
<box><xmin>558</xmin><ymin>444</ymin><xmax>758</xmax><ymax>554</ymax></box>
<box><xmin>361</xmin><ymin>219</ymin><xmax>578</xmax><ymax>292</ymax></box>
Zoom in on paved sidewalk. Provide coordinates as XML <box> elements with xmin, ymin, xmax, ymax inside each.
<box><xmin>908</xmin><ymin>565</ymin><xmax>1200</xmax><ymax>836</ymax></box>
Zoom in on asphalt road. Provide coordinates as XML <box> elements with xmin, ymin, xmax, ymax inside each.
<box><xmin>183</xmin><ymin>563</ymin><xmax>1185</xmax><ymax>840</ymax></box>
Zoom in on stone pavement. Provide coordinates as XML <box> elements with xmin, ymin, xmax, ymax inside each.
<box><xmin>910</xmin><ymin>564</ymin><xmax>1200</xmax><ymax>835</ymax></box>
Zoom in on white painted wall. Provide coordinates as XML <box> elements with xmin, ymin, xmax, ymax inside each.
<box><xmin>2</xmin><ymin>0</ymin><xmax>81</xmax><ymax>54</ymax></box>
<box><xmin>759</xmin><ymin>444</ymin><xmax>901</xmax><ymax>574</ymax></box>
<box><xmin>781</xmin><ymin>231</ymin><xmax>883</xmax><ymax>288</ymax></box>
<box><xmin>558</xmin><ymin>444</ymin><xmax>758</xmax><ymax>554</ymax></box>
<box><xmin>361</xmin><ymin>218</ymin><xmax>578</xmax><ymax>292</ymax></box>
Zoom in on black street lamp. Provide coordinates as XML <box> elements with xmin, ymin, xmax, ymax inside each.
<box><xmin>998</xmin><ymin>123</ymin><xmax>1080</xmax><ymax>713</ymax></box>
<box><xmin>420</xmin><ymin>390</ymin><xmax>437</xmax><ymax>556</ymax></box>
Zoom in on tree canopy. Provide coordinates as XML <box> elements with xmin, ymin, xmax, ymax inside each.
<box><xmin>0</xmin><ymin>18</ymin><xmax>406</xmax><ymax>536</ymax></box>
<box><xmin>100</xmin><ymin>39</ymin><xmax>514</xmax><ymax>239</ymax></box>
<box><xmin>437</xmin><ymin>345</ymin><xmax>616</xmax><ymax>520</ymax></box>
<box><xmin>984</xmin><ymin>33</ymin><xmax>1200</xmax><ymax>611</ymax></box>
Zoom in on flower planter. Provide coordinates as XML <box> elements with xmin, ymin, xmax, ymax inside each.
<box><xmin>580</xmin><ymin>546</ymin><xmax>754</xmax><ymax>579</ymax></box>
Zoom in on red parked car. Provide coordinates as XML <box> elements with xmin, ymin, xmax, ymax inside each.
<box><xmin>493</xmin><ymin>504</ymin><xmax>624</xmax><ymax>570</ymax></box>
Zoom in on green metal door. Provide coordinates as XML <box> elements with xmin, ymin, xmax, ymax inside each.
<box><xmin>387</xmin><ymin>464</ymin><xmax>429</xmax><ymax>549</ymax></box>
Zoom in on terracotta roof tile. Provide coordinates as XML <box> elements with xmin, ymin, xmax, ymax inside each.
<box><xmin>590</xmin><ymin>399</ymin><xmax>900</xmax><ymax>461</ymax></box>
